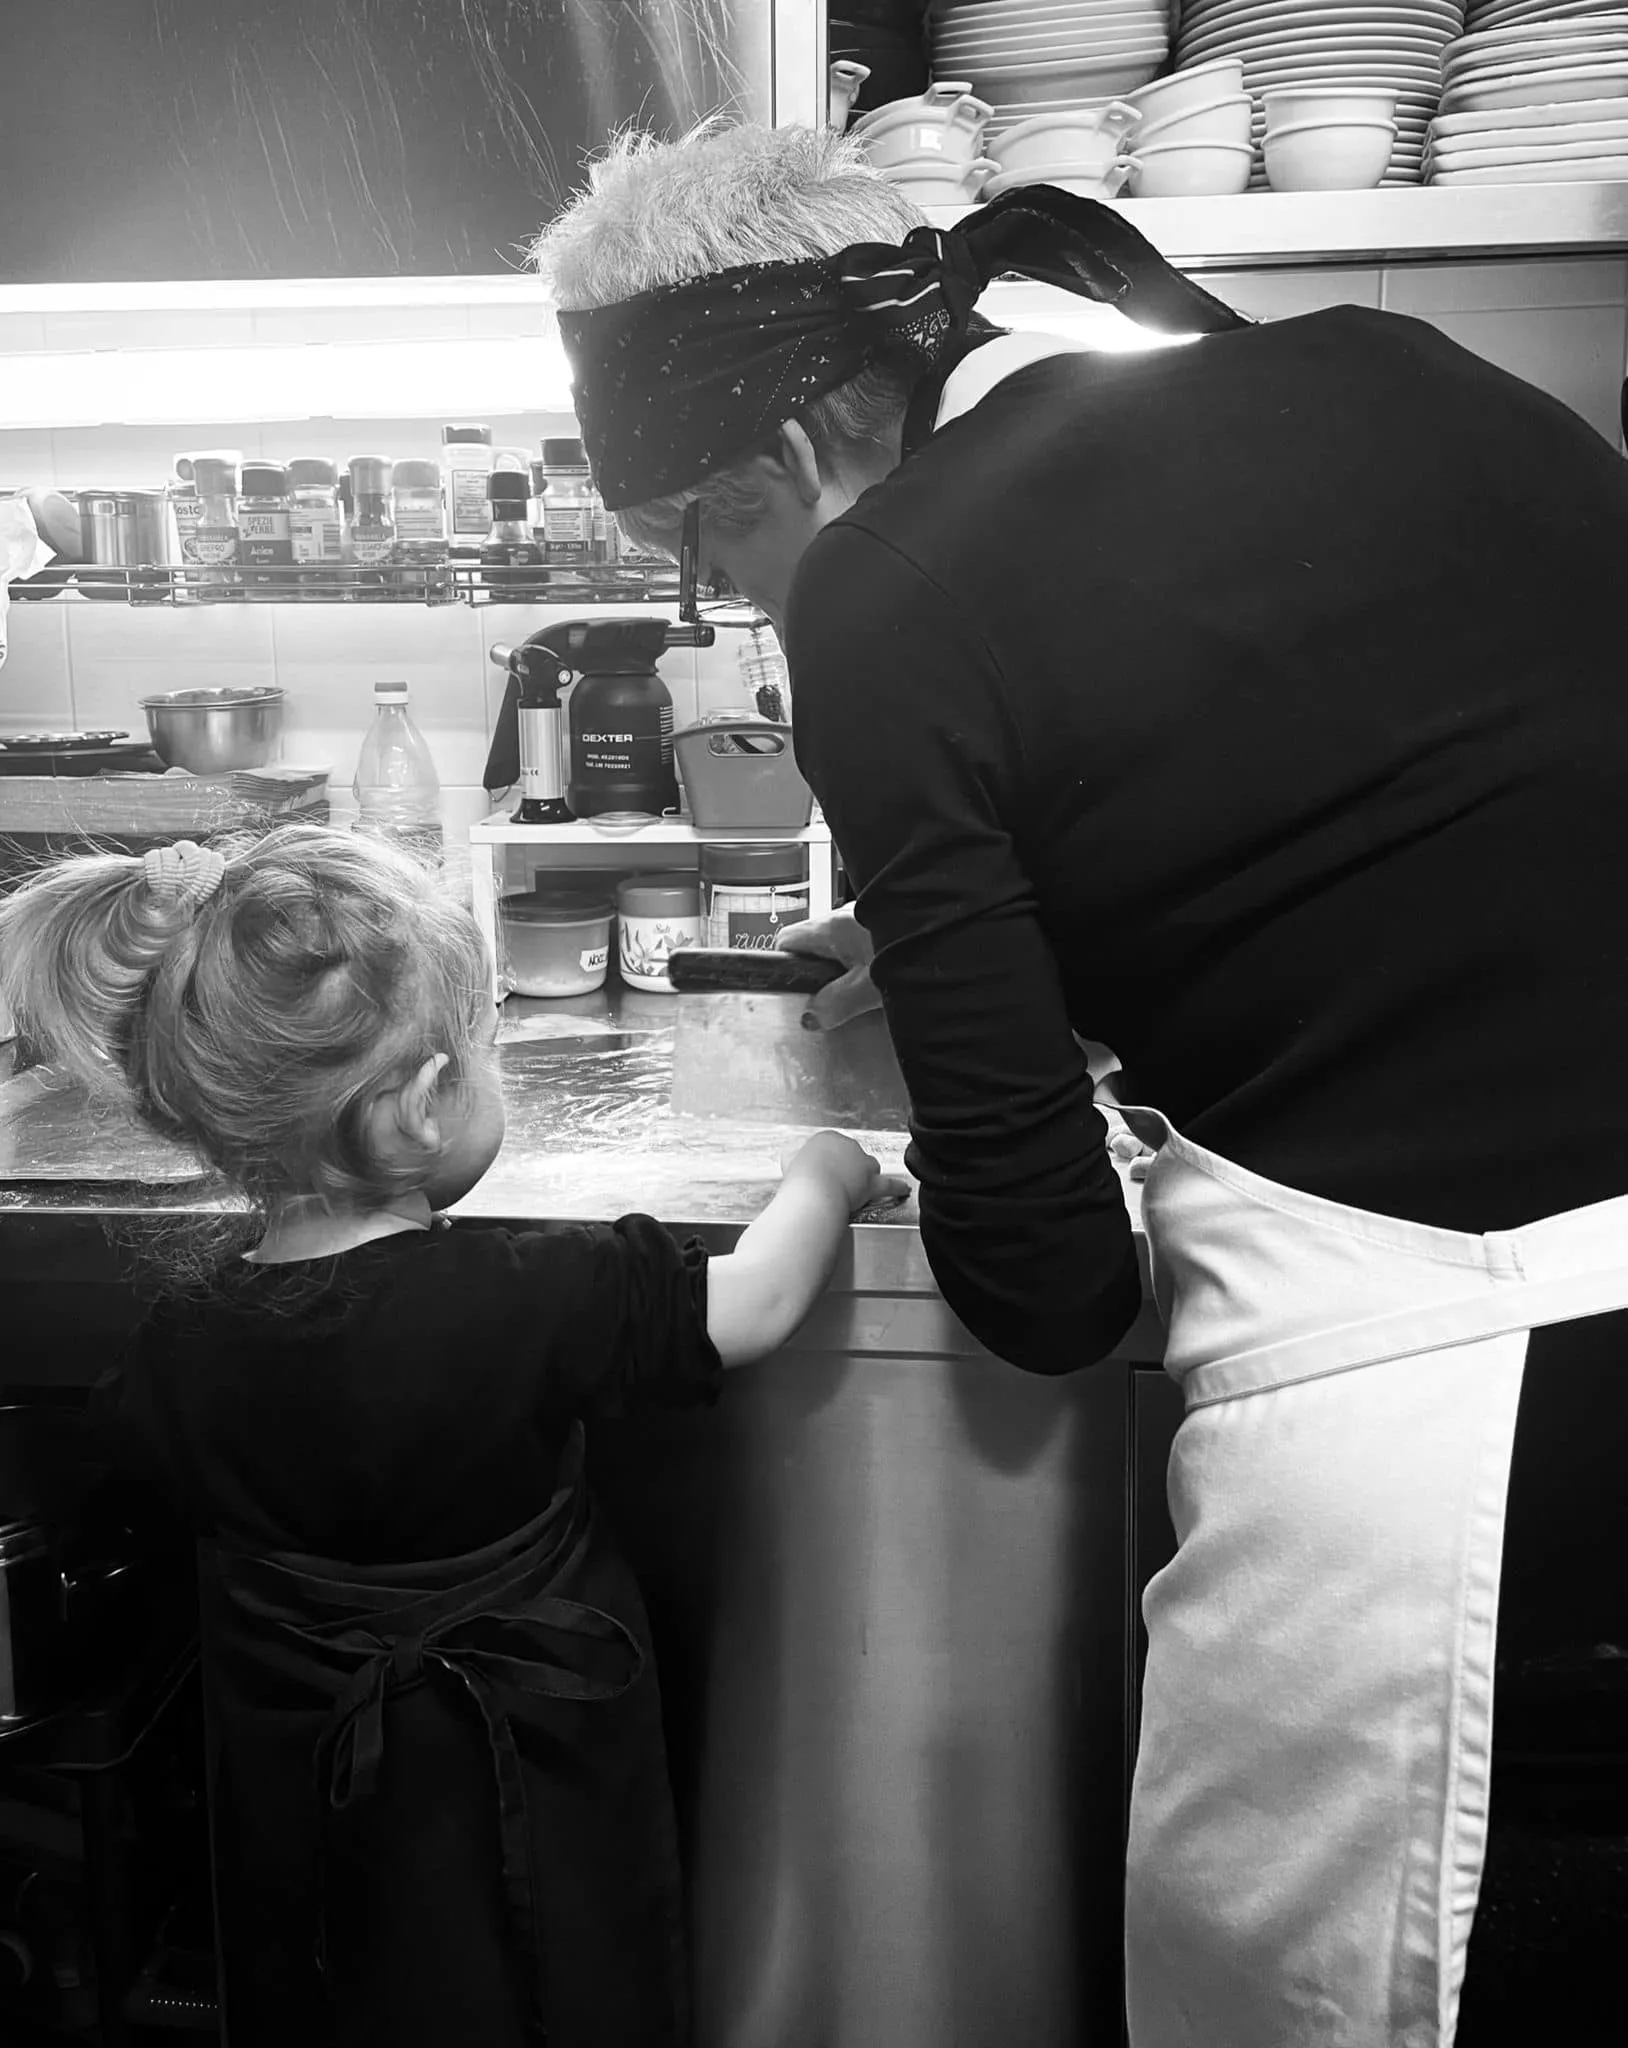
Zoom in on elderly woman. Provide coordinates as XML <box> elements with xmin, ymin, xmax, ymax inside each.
<box><xmin>532</xmin><ymin>124</ymin><xmax>1628</xmax><ymax>2045</ymax></box>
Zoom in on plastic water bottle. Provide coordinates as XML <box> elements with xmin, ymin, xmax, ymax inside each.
<box><xmin>352</xmin><ymin>680</ymin><xmax>443</xmax><ymax>863</ymax></box>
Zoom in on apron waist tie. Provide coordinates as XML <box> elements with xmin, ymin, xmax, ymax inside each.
<box><xmin>1186</xmin><ymin>1260</ymin><xmax>1628</xmax><ymax>1407</ymax></box>
<box><xmin>311</xmin><ymin>1595</ymin><xmax>644</xmax><ymax>2001</ymax></box>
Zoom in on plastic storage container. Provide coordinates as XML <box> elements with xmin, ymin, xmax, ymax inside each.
<box><xmin>616</xmin><ymin>874</ymin><xmax>704</xmax><ymax>992</ymax></box>
<box><xmin>700</xmin><ymin>843</ymin><xmax>809</xmax><ymax>948</ymax></box>
<box><xmin>501</xmin><ymin>888</ymin><xmax>614</xmax><ymax>997</ymax></box>
<box><xmin>674</xmin><ymin>718</ymin><xmax>812</xmax><ymax>829</ymax></box>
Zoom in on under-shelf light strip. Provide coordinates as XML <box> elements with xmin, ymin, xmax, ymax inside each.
<box><xmin>0</xmin><ymin>282</ymin><xmax>1196</xmax><ymax>432</ymax></box>
<box><xmin>0</xmin><ymin>334</ymin><xmax>579</xmax><ymax>430</ymax></box>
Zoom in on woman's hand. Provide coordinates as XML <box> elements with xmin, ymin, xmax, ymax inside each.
<box><xmin>776</xmin><ymin>904</ymin><xmax>881</xmax><ymax>1030</ymax></box>
<box><xmin>780</xmin><ymin>1130</ymin><xmax>909</xmax><ymax>1216</ymax></box>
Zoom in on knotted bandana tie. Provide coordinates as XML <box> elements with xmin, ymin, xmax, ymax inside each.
<box><xmin>142</xmin><ymin>839</ymin><xmax>227</xmax><ymax>914</ymax></box>
<box><xmin>556</xmin><ymin>183</ymin><xmax>1250</xmax><ymax>510</ymax></box>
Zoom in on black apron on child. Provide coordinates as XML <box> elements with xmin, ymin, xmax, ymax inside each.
<box><xmin>196</xmin><ymin>1424</ymin><xmax>689</xmax><ymax>2047</ymax></box>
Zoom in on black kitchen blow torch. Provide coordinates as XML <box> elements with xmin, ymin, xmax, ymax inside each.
<box><xmin>483</xmin><ymin>615</ymin><xmax>715</xmax><ymax>824</ymax></box>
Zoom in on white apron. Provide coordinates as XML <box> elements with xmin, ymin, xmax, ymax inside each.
<box><xmin>1118</xmin><ymin>1103</ymin><xmax>1628</xmax><ymax>2048</ymax></box>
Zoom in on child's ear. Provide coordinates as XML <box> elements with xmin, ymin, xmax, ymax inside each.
<box><xmin>392</xmin><ymin>1053</ymin><xmax>451</xmax><ymax>1153</ymax></box>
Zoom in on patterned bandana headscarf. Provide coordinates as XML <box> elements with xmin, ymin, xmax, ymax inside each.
<box><xmin>556</xmin><ymin>184</ymin><xmax>1250</xmax><ymax>510</ymax></box>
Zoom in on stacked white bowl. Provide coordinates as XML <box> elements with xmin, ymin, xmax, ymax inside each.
<box><xmin>1261</xmin><ymin>85</ymin><xmax>1401</xmax><ymax>184</ymax></box>
<box><xmin>930</xmin><ymin>0</ymin><xmax>1172</xmax><ymax>112</ymax></box>
<box><xmin>1171</xmin><ymin>0</ymin><xmax>1467</xmax><ymax>185</ymax></box>
<box><xmin>1123</xmin><ymin>56</ymin><xmax>1258</xmax><ymax>191</ymax></box>
<box><xmin>851</xmin><ymin>82</ymin><xmax>999</xmax><ymax>205</ymax></box>
<box><xmin>983</xmin><ymin>100</ymin><xmax>1145</xmax><ymax>198</ymax></box>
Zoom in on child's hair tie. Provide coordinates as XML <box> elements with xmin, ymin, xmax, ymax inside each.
<box><xmin>142</xmin><ymin>839</ymin><xmax>228</xmax><ymax>915</ymax></box>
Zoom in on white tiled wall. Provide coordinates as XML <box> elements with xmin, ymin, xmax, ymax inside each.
<box><xmin>5</xmin><ymin>255</ymin><xmax>1626</xmax><ymax>844</ymax></box>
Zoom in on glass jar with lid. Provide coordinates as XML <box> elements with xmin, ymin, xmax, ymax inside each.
<box><xmin>182</xmin><ymin>452</ymin><xmax>241</xmax><ymax>603</ymax></box>
<box><xmin>287</xmin><ymin>458</ymin><xmax>343</xmax><ymax>602</ymax></box>
<box><xmin>343</xmin><ymin>456</ymin><xmax>395</xmax><ymax>602</ymax></box>
<box><xmin>236</xmin><ymin>462</ymin><xmax>293</xmax><ymax>601</ymax></box>
<box><xmin>699</xmin><ymin>843</ymin><xmax>809</xmax><ymax>949</ymax></box>
<box><xmin>391</xmin><ymin>459</ymin><xmax>448</xmax><ymax>601</ymax></box>
<box><xmin>540</xmin><ymin>437</ymin><xmax>594</xmax><ymax>564</ymax></box>
<box><xmin>440</xmin><ymin>424</ymin><xmax>494</xmax><ymax>554</ymax></box>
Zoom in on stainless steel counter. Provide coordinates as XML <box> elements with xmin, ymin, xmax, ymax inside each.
<box><xmin>1</xmin><ymin>991</ymin><xmax>1164</xmax><ymax>2047</ymax></box>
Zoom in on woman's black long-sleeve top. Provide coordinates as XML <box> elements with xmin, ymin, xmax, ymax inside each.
<box><xmin>786</xmin><ymin>305</ymin><xmax>1628</xmax><ymax>1374</ymax></box>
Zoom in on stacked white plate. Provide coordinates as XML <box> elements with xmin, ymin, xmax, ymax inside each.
<box><xmin>1427</xmin><ymin>11</ymin><xmax>1628</xmax><ymax>174</ymax></box>
<box><xmin>1173</xmin><ymin>0</ymin><xmax>1467</xmax><ymax>184</ymax></box>
<box><xmin>930</xmin><ymin>0</ymin><xmax>1171</xmax><ymax>113</ymax></box>
<box><xmin>1465</xmin><ymin>0</ymin><xmax>1624</xmax><ymax>34</ymax></box>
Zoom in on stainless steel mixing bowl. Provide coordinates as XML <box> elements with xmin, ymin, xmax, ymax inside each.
<box><xmin>139</xmin><ymin>687</ymin><xmax>284</xmax><ymax>774</ymax></box>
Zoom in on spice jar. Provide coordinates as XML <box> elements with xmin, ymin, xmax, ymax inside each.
<box><xmin>182</xmin><ymin>452</ymin><xmax>241</xmax><ymax>603</ymax></box>
<box><xmin>236</xmin><ymin>462</ymin><xmax>293</xmax><ymax>601</ymax></box>
<box><xmin>391</xmin><ymin>459</ymin><xmax>448</xmax><ymax>601</ymax></box>
<box><xmin>616</xmin><ymin>874</ymin><xmax>704</xmax><ymax>992</ymax></box>
<box><xmin>700</xmin><ymin>843</ymin><xmax>809</xmax><ymax>949</ymax></box>
<box><xmin>343</xmin><ymin>457</ymin><xmax>395</xmax><ymax>602</ymax></box>
<box><xmin>288</xmin><ymin>458</ymin><xmax>344</xmax><ymax>602</ymax></box>
<box><xmin>540</xmin><ymin>437</ymin><xmax>594</xmax><ymax>563</ymax></box>
<box><xmin>440</xmin><ymin>424</ymin><xmax>494</xmax><ymax>555</ymax></box>
<box><xmin>480</xmin><ymin>471</ymin><xmax>544</xmax><ymax>597</ymax></box>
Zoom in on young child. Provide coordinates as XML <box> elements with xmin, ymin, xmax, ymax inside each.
<box><xmin>0</xmin><ymin>825</ymin><xmax>902</xmax><ymax>2048</ymax></box>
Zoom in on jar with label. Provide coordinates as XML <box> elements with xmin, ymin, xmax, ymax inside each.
<box><xmin>440</xmin><ymin>424</ymin><xmax>494</xmax><ymax>555</ymax></box>
<box><xmin>169</xmin><ymin>449</ymin><xmax>240</xmax><ymax>605</ymax></box>
<box><xmin>391</xmin><ymin>459</ymin><xmax>448</xmax><ymax>602</ymax></box>
<box><xmin>500</xmin><ymin>889</ymin><xmax>613</xmax><ymax>998</ymax></box>
<box><xmin>343</xmin><ymin>457</ymin><xmax>395</xmax><ymax>602</ymax></box>
<box><xmin>287</xmin><ymin>458</ymin><xmax>344</xmax><ymax>601</ymax></box>
<box><xmin>182</xmin><ymin>453</ymin><xmax>242</xmax><ymax>603</ymax></box>
<box><xmin>616</xmin><ymin>874</ymin><xmax>704</xmax><ymax>992</ymax></box>
<box><xmin>236</xmin><ymin>462</ymin><xmax>293</xmax><ymax>601</ymax></box>
<box><xmin>540</xmin><ymin>438</ymin><xmax>594</xmax><ymax>563</ymax></box>
<box><xmin>700</xmin><ymin>843</ymin><xmax>810</xmax><ymax>949</ymax></box>
<box><xmin>480</xmin><ymin>471</ymin><xmax>545</xmax><ymax>596</ymax></box>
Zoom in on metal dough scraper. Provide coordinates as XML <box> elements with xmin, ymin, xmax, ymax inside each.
<box><xmin>667</xmin><ymin>947</ymin><xmax>911</xmax><ymax>1130</ymax></box>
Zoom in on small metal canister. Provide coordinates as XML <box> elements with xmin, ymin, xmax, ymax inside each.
<box><xmin>75</xmin><ymin>488</ymin><xmax>171</xmax><ymax>603</ymax></box>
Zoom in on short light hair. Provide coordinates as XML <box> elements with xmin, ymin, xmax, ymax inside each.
<box><xmin>531</xmin><ymin>121</ymin><xmax>926</xmax><ymax>554</ymax></box>
<box><xmin>0</xmin><ymin>824</ymin><xmax>490</xmax><ymax>1215</ymax></box>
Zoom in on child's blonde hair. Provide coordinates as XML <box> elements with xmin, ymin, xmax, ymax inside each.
<box><xmin>0</xmin><ymin>824</ymin><xmax>489</xmax><ymax>1211</ymax></box>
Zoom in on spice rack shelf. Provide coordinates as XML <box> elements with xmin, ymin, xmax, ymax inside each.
<box><xmin>12</xmin><ymin>562</ymin><xmax>681</xmax><ymax>608</ymax></box>
<box><xmin>468</xmin><ymin>812</ymin><xmax>838</xmax><ymax>1005</ymax></box>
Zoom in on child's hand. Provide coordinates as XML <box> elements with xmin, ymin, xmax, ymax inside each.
<box><xmin>780</xmin><ymin>1131</ymin><xmax>910</xmax><ymax>1216</ymax></box>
